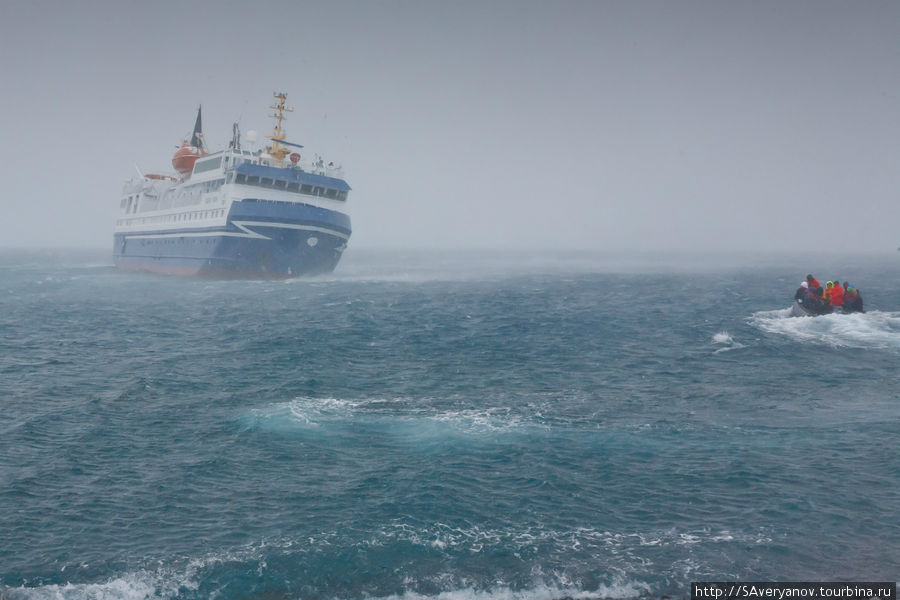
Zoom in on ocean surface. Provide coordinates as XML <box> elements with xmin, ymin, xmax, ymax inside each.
<box><xmin>1</xmin><ymin>248</ymin><xmax>898</xmax><ymax>600</ymax></box>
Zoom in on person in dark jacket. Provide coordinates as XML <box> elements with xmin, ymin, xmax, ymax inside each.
<box><xmin>842</xmin><ymin>285</ymin><xmax>864</xmax><ymax>313</ymax></box>
<box><xmin>795</xmin><ymin>281</ymin><xmax>826</xmax><ymax>314</ymax></box>
<box><xmin>806</xmin><ymin>274</ymin><xmax>822</xmax><ymax>293</ymax></box>
<box><xmin>796</xmin><ymin>281</ymin><xmax>832</xmax><ymax>314</ymax></box>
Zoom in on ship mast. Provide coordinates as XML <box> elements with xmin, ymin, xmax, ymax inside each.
<box><xmin>267</xmin><ymin>92</ymin><xmax>293</xmax><ymax>166</ymax></box>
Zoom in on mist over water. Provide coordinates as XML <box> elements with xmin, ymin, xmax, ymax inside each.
<box><xmin>3</xmin><ymin>2</ymin><xmax>900</xmax><ymax>253</ymax></box>
<box><xmin>1</xmin><ymin>249</ymin><xmax>899</xmax><ymax>599</ymax></box>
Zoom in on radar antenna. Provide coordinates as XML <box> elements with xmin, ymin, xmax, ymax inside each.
<box><xmin>267</xmin><ymin>92</ymin><xmax>293</xmax><ymax>166</ymax></box>
<box><xmin>230</xmin><ymin>122</ymin><xmax>241</xmax><ymax>150</ymax></box>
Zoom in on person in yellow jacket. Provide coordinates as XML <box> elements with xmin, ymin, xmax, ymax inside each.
<box><xmin>823</xmin><ymin>281</ymin><xmax>834</xmax><ymax>306</ymax></box>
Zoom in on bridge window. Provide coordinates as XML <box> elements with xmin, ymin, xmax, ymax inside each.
<box><xmin>193</xmin><ymin>156</ymin><xmax>223</xmax><ymax>174</ymax></box>
<box><xmin>300</xmin><ymin>184</ymin><xmax>312</xmax><ymax>194</ymax></box>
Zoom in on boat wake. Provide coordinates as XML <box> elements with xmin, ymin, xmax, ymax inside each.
<box><xmin>749</xmin><ymin>308</ymin><xmax>900</xmax><ymax>350</ymax></box>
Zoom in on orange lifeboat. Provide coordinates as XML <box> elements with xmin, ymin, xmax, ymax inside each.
<box><xmin>172</xmin><ymin>141</ymin><xmax>205</xmax><ymax>175</ymax></box>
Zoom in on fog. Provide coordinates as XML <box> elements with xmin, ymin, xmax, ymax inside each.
<box><xmin>1</xmin><ymin>1</ymin><xmax>898</xmax><ymax>253</ymax></box>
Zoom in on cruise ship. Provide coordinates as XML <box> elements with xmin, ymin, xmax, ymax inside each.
<box><xmin>114</xmin><ymin>93</ymin><xmax>351</xmax><ymax>278</ymax></box>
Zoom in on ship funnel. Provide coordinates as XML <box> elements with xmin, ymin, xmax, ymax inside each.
<box><xmin>190</xmin><ymin>105</ymin><xmax>204</xmax><ymax>150</ymax></box>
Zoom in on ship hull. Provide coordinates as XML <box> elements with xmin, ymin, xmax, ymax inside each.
<box><xmin>114</xmin><ymin>198</ymin><xmax>350</xmax><ymax>279</ymax></box>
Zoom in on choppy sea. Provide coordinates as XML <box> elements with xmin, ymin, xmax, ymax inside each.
<box><xmin>1</xmin><ymin>248</ymin><xmax>898</xmax><ymax>600</ymax></box>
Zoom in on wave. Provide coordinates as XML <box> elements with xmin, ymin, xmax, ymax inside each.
<box><xmin>1</xmin><ymin>524</ymin><xmax>764</xmax><ymax>600</ymax></box>
<box><xmin>239</xmin><ymin>397</ymin><xmax>540</xmax><ymax>438</ymax></box>
<box><xmin>372</xmin><ymin>521</ymin><xmax>770</xmax><ymax>555</ymax></box>
<box><xmin>2</xmin><ymin>577</ymin><xmax>651</xmax><ymax>600</ymax></box>
<box><xmin>749</xmin><ymin>308</ymin><xmax>900</xmax><ymax>350</ymax></box>
<box><xmin>1</xmin><ymin>571</ymin><xmax>179</xmax><ymax>600</ymax></box>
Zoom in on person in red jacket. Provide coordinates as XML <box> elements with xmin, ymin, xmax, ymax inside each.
<box><xmin>830</xmin><ymin>280</ymin><xmax>844</xmax><ymax>306</ymax></box>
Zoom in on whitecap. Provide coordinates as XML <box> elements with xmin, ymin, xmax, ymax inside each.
<box><xmin>2</xmin><ymin>571</ymin><xmax>177</xmax><ymax>600</ymax></box>
<box><xmin>712</xmin><ymin>331</ymin><xmax>733</xmax><ymax>345</ymax></box>
<box><xmin>240</xmin><ymin>397</ymin><xmax>397</xmax><ymax>430</ymax></box>
<box><xmin>711</xmin><ymin>330</ymin><xmax>745</xmax><ymax>353</ymax></box>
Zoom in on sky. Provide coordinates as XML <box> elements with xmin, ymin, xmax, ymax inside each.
<box><xmin>0</xmin><ymin>0</ymin><xmax>898</xmax><ymax>253</ymax></box>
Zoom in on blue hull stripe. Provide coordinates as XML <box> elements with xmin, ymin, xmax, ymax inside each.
<box><xmin>126</xmin><ymin>222</ymin><xmax>348</xmax><ymax>241</ymax></box>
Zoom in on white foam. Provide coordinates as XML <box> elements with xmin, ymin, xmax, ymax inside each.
<box><xmin>242</xmin><ymin>397</ymin><xmax>382</xmax><ymax>429</ymax></box>
<box><xmin>375</xmin><ymin>522</ymin><xmax>770</xmax><ymax>559</ymax></box>
<box><xmin>750</xmin><ymin>308</ymin><xmax>900</xmax><ymax>350</ymax></box>
<box><xmin>1</xmin><ymin>537</ymin><xmax>285</xmax><ymax>600</ymax></box>
<box><xmin>3</xmin><ymin>524</ymin><xmax>761</xmax><ymax>600</ymax></box>
<box><xmin>3</xmin><ymin>570</ymin><xmax>179</xmax><ymax>600</ymax></box>
<box><xmin>419</xmin><ymin>407</ymin><xmax>529</xmax><ymax>435</ymax></box>
<box><xmin>241</xmin><ymin>398</ymin><xmax>537</xmax><ymax>437</ymax></box>
<box><xmin>711</xmin><ymin>330</ymin><xmax>745</xmax><ymax>353</ymax></box>
<box><xmin>712</xmin><ymin>331</ymin><xmax>733</xmax><ymax>345</ymax></box>
<box><xmin>4</xmin><ymin>579</ymin><xmax>651</xmax><ymax>600</ymax></box>
<box><xmin>371</xmin><ymin>581</ymin><xmax>652</xmax><ymax>600</ymax></box>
